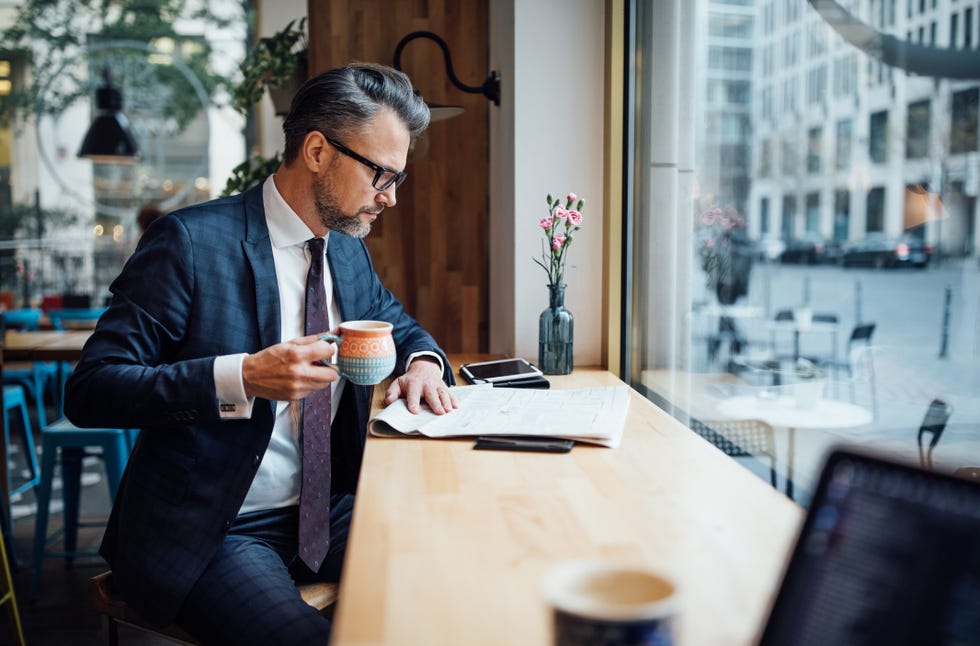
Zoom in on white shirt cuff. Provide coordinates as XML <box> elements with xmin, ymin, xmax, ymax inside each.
<box><xmin>406</xmin><ymin>351</ymin><xmax>444</xmax><ymax>376</ymax></box>
<box><xmin>214</xmin><ymin>353</ymin><xmax>254</xmax><ymax>419</ymax></box>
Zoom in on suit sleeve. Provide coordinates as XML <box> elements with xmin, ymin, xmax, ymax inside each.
<box><xmin>64</xmin><ymin>216</ymin><xmax>221</xmax><ymax>429</ymax></box>
<box><xmin>340</xmin><ymin>239</ymin><xmax>455</xmax><ymax>386</ymax></box>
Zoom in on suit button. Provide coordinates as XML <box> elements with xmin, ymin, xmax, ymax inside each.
<box><xmin>252</xmin><ymin>454</ymin><xmax>261</xmax><ymax>467</ymax></box>
<box><xmin>223</xmin><ymin>521</ymin><xmax>232</xmax><ymax>532</ymax></box>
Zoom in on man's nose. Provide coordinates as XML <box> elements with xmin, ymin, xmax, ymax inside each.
<box><xmin>377</xmin><ymin>184</ymin><xmax>397</xmax><ymax>207</ymax></box>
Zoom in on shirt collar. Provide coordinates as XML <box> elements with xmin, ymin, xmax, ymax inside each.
<box><xmin>262</xmin><ymin>175</ymin><xmax>329</xmax><ymax>250</ymax></box>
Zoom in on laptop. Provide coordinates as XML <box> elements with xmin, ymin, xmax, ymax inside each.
<box><xmin>757</xmin><ymin>447</ymin><xmax>980</xmax><ymax>646</ymax></box>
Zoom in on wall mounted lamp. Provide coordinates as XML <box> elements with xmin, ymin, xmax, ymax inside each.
<box><xmin>393</xmin><ymin>30</ymin><xmax>500</xmax><ymax>122</ymax></box>
<box><xmin>77</xmin><ymin>67</ymin><xmax>139</xmax><ymax>163</ymax></box>
<box><xmin>809</xmin><ymin>0</ymin><xmax>980</xmax><ymax>79</ymax></box>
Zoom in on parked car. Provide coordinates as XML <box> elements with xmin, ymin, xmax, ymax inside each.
<box><xmin>779</xmin><ymin>233</ymin><xmax>838</xmax><ymax>264</ymax></box>
<box><xmin>840</xmin><ymin>233</ymin><xmax>932</xmax><ymax>268</ymax></box>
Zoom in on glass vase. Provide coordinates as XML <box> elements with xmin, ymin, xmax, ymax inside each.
<box><xmin>538</xmin><ymin>283</ymin><xmax>574</xmax><ymax>375</ymax></box>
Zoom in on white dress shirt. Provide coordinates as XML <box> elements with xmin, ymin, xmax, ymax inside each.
<box><xmin>215</xmin><ymin>176</ymin><xmax>343</xmax><ymax>513</ymax></box>
<box><xmin>212</xmin><ymin>177</ymin><xmax>441</xmax><ymax>514</ymax></box>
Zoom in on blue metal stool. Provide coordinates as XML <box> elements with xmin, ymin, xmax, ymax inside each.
<box><xmin>2</xmin><ymin>385</ymin><xmax>41</xmax><ymax>569</ymax></box>
<box><xmin>2</xmin><ymin>309</ymin><xmax>56</xmax><ymax>428</ymax></box>
<box><xmin>29</xmin><ymin>419</ymin><xmax>133</xmax><ymax>601</ymax></box>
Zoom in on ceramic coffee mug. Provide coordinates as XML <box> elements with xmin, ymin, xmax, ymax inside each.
<box><xmin>319</xmin><ymin>320</ymin><xmax>396</xmax><ymax>386</ymax></box>
<box><xmin>543</xmin><ymin>560</ymin><xmax>677</xmax><ymax>646</ymax></box>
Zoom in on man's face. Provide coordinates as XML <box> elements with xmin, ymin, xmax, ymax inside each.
<box><xmin>315</xmin><ymin>109</ymin><xmax>411</xmax><ymax>238</ymax></box>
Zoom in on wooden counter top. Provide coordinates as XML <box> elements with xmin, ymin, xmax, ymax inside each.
<box><xmin>331</xmin><ymin>359</ymin><xmax>803</xmax><ymax>645</ymax></box>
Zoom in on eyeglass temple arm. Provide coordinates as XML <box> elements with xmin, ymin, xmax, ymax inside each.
<box><xmin>393</xmin><ymin>30</ymin><xmax>500</xmax><ymax>105</ymax></box>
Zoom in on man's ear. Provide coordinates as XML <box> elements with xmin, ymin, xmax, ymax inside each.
<box><xmin>302</xmin><ymin>130</ymin><xmax>330</xmax><ymax>172</ymax></box>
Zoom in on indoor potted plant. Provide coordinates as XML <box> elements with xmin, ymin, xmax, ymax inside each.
<box><xmin>232</xmin><ymin>17</ymin><xmax>308</xmax><ymax>117</ymax></box>
<box><xmin>223</xmin><ymin>17</ymin><xmax>308</xmax><ymax>196</ymax></box>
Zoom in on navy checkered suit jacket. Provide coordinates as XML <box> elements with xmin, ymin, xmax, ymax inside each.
<box><xmin>63</xmin><ymin>184</ymin><xmax>453</xmax><ymax>627</ymax></box>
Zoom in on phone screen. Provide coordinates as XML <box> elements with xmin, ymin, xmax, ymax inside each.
<box><xmin>461</xmin><ymin>359</ymin><xmax>541</xmax><ymax>382</ymax></box>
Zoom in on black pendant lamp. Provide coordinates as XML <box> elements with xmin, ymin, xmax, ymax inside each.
<box><xmin>77</xmin><ymin>67</ymin><xmax>139</xmax><ymax>163</ymax></box>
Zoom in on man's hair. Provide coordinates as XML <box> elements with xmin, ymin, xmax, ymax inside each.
<box><xmin>281</xmin><ymin>62</ymin><xmax>430</xmax><ymax>165</ymax></box>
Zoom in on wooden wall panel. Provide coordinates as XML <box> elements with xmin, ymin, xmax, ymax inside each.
<box><xmin>308</xmin><ymin>0</ymin><xmax>490</xmax><ymax>354</ymax></box>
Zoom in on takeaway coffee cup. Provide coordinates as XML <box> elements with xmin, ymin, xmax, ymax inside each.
<box><xmin>320</xmin><ymin>320</ymin><xmax>396</xmax><ymax>385</ymax></box>
<box><xmin>543</xmin><ymin>560</ymin><xmax>677</xmax><ymax>646</ymax></box>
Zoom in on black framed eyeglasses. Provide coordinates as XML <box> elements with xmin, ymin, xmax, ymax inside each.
<box><xmin>324</xmin><ymin>136</ymin><xmax>407</xmax><ymax>191</ymax></box>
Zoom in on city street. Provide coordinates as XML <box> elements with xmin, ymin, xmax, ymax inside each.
<box><xmin>694</xmin><ymin>258</ymin><xmax>980</xmax><ymax>504</ymax></box>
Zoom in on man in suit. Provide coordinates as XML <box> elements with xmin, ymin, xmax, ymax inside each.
<box><xmin>64</xmin><ymin>63</ymin><xmax>457</xmax><ymax>644</ymax></box>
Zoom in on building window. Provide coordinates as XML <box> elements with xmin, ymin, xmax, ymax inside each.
<box><xmin>782</xmin><ymin>194</ymin><xmax>796</xmax><ymax>238</ymax></box>
<box><xmin>906</xmin><ymin>99</ymin><xmax>931</xmax><ymax>159</ymax></box>
<box><xmin>951</xmin><ymin>88</ymin><xmax>978</xmax><ymax>154</ymax></box>
<box><xmin>833</xmin><ymin>189</ymin><xmax>850</xmax><ymax>240</ymax></box>
<box><xmin>807</xmin><ymin>126</ymin><xmax>822</xmax><ymax>173</ymax></box>
<box><xmin>869</xmin><ymin>110</ymin><xmax>889</xmax><ymax>163</ymax></box>
<box><xmin>951</xmin><ymin>12</ymin><xmax>959</xmax><ymax>47</ymax></box>
<box><xmin>760</xmin><ymin>196</ymin><xmax>771</xmax><ymax>233</ymax></box>
<box><xmin>866</xmin><ymin>186</ymin><xmax>886</xmax><ymax>232</ymax></box>
<box><xmin>836</xmin><ymin>118</ymin><xmax>852</xmax><ymax>170</ymax></box>
<box><xmin>966</xmin><ymin>8</ymin><xmax>974</xmax><ymax>48</ymax></box>
<box><xmin>708</xmin><ymin>13</ymin><xmax>753</xmax><ymax>39</ymax></box>
<box><xmin>805</xmin><ymin>192</ymin><xmax>820</xmax><ymax>232</ymax></box>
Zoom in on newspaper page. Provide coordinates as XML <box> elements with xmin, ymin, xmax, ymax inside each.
<box><xmin>368</xmin><ymin>384</ymin><xmax>631</xmax><ymax>448</ymax></box>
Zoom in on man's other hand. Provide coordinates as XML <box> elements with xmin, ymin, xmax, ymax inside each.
<box><xmin>384</xmin><ymin>357</ymin><xmax>458</xmax><ymax>414</ymax></box>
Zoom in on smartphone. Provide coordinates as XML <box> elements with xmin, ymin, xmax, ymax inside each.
<box><xmin>473</xmin><ymin>436</ymin><xmax>574</xmax><ymax>453</ymax></box>
<box><xmin>459</xmin><ymin>358</ymin><xmax>544</xmax><ymax>384</ymax></box>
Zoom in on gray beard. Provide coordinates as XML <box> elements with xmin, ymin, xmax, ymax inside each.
<box><xmin>313</xmin><ymin>173</ymin><xmax>372</xmax><ymax>239</ymax></box>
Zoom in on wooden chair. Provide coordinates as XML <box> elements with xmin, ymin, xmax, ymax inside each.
<box><xmin>89</xmin><ymin>571</ymin><xmax>337</xmax><ymax>646</ymax></box>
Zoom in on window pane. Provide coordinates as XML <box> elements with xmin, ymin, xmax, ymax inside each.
<box><xmin>627</xmin><ymin>0</ymin><xmax>980</xmax><ymax>507</ymax></box>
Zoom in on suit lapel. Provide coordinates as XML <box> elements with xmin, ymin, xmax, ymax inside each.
<box><xmin>241</xmin><ymin>185</ymin><xmax>281</xmax><ymax>352</ymax></box>
<box><xmin>327</xmin><ymin>234</ymin><xmax>358</xmax><ymax>322</ymax></box>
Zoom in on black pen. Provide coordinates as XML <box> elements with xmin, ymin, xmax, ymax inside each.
<box><xmin>473</xmin><ymin>436</ymin><xmax>574</xmax><ymax>453</ymax></box>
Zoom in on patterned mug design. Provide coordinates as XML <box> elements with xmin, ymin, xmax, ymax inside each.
<box><xmin>320</xmin><ymin>320</ymin><xmax>396</xmax><ymax>385</ymax></box>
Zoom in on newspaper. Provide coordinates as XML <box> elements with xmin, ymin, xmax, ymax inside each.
<box><xmin>368</xmin><ymin>383</ymin><xmax>631</xmax><ymax>448</ymax></box>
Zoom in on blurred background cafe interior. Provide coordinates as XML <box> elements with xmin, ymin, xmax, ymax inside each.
<box><xmin>0</xmin><ymin>0</ymin><xmax>979</xmax><ymax>642</ymax></box>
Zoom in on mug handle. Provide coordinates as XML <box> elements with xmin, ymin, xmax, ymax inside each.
<box><xmin>318</xmin><ymin>333</ymin><xmax>343</xmax><ymax>369</ymax></box>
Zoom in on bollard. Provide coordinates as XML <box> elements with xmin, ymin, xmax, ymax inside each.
<box><xmin>855</xmin><ymin>280</ymin><xmax>862</xmax><ymax>323</ymax></box>
<box><xmin>939</xmin><ymin>284</ymin><xmax>952</xmax><ymax>359</ymax></box>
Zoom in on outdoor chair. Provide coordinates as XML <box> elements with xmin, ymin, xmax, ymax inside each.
<box><xmin>917</xmin><ymin>398</ymin><xmax>952</xmax><ymax>471</ymax></box>
<box><xmin>817</xmin><ymin>323</ymin><xmax>877</xmax><ymax>411</ymax></box>
<box><xmin>689</xmin><ymin>418</ymin><xmax>779</xmax><ymax>490</ymax></box>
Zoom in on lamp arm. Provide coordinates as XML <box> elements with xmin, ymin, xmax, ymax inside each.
<box><xmin>393</xmin><ymin>30</ymin><xmax>500</xmax><ymax>105</ymax></box>
<box><xmin>808</xmin><ymin>0</ymin><xmax>980</xmax><ymax>80</ymax></box>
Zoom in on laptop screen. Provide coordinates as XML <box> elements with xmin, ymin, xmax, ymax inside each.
<box><xmin>758</xmin><ymin>448</ymin><xmax>980</xmax><ymax>646</ymax></box>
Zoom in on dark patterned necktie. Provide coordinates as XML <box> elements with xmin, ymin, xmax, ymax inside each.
<box><xmin>299</xmin><ymin>236</ymin><xmax>331</xmax><ymax>572</ymax></box>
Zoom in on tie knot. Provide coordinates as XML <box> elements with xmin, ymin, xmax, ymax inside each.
<box><xmin>308</xmin><ymin>237</ymin><xmax>325</xmax><ymax>257</ymax></box>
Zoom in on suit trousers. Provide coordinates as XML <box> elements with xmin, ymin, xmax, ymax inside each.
<box><xmin>174</xmin><ymin>493</ymin><xmax>354</xmax><ymax>646</ymax></box>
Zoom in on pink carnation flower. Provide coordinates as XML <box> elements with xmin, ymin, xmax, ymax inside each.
<box><xmin>552</xmin><ymin>232</ymin><xmax>567</xmax><ymax>249</ymax></box>
<box><xmin>566</xmin><ymin>192</ymin><xmax>577</xmax><ymax>202</ymax></box>
<box><xmin>553</xmin><ymin>207</ymin><xmax>569</xmax><ymax>220</ymax></box>
<box><xmin>539</xmin><ymin>217</ymin><xmax>554</xmax><ymax>230</ymax></box>
<box><xmin>567</xmin><ymin>210</ymin><xmax>583</xmax><ymax>226</ymax></box>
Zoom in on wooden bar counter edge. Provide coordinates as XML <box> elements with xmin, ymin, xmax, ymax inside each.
<box><xmin>331</xmin><ymin>355</ymin><xmax>804</xmax><ymax>646</ymax></box>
